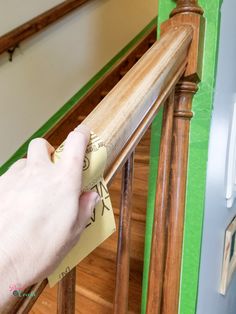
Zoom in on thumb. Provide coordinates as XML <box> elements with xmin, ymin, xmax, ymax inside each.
<box><xmin>78</xmin><ymin>191</ymin><xmax>100</xmax><ymax>229</ymax></box>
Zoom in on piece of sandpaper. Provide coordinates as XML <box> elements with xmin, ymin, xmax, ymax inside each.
<box><xmin>47</xmin><ymin>132</ymin><xmax>116</xmax><ymax>287</ymax></box>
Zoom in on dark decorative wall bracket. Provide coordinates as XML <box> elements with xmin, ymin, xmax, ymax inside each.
<box><xmin>7</xmin><ymin>44</ymin><xmax>19</xmax><ymax>62</ymax></box>
<box><xmin>0</xmin><ymin>0</ymin><xmax>92</xmax><ymax>57</ymax></box>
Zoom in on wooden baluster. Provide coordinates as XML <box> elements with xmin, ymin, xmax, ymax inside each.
<box><xmin>162</xmin><ymin>81</ymin><xmax>198</xmax><ymax>314</ymax></box>
<box><xmin>146</xmin><ymin>91</ymin><xmax>175</xmax><ymax>313</ymax></box>
<box><xmin>57</xmin><ymin>267</ymin><xmax>76</xmax><ymax>314</ymax></box>
<box><xmin>113</xmin><ymin>153</ymin><xmax>134</xmax><ymax>314</ymax></box>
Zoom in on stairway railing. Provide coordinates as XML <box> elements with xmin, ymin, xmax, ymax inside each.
<box><xmin>6</xmin><ymin>1</ymin><xmax>205</xmax><ymax>313</ymax></box>
<box><xmin>55</xmin><ymin>24</ymin><xmax>191</xmax><ymax>314</ymax></box>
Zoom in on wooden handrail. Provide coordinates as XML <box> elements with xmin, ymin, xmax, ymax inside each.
<box><xmin>0</xmin><ymin>0</ymin><xmax>92</xmax><ymax>56</ymax></box>
<box><xmin>82</xmin><ymin>25</ymin><xmax>192</xmax><ymax>172</ymax></box>
<box><xmin>43</xmin><ymin>25</ymin><xmax>157</xmax><ymax>148</ymax></box>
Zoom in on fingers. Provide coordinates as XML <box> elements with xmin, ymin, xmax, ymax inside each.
<box><xmin>74</xmin><ymin>124</ymin><xmax>90</xmax><ymax>134</ymax></box>
<box><xmin>59</xmin><ymin>125</ymin><xmax>91</xmax><ymax>183</ymax></box>
<box><xmin>5</xmin><ymin>158</ymin><xmax>27</xmax><ymax>176</ymax></box>
<box><xmin>27</xmin><ymin>138</ymin><xmax>55</xmax><ymax>165</ymax></box>
<box><xmin>54</xmin><ymin>192</ymin><xmax>100</xmax><ymax>261</ymax></box>
<box><xmin>76</xmin><ymin>191</ymin><xmax>100</xmax><ymax>232</ymax></box>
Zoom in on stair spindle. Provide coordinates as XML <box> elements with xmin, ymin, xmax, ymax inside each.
<box><xmin>113</xmin><ymin>154</ymin><xmax>134</xmax><ymax>314</ymax></box>
<box><xmin>57</xmin><ymin>267</ymin><xmax>76</xmax><ymax>314</ymax></box>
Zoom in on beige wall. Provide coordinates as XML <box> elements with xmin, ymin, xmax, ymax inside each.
<box><xmin>0</xmin><ymin>0</ymin><xmax>157</xmax><ymax>165</ymax></box>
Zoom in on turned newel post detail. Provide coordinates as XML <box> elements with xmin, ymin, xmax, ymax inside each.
<box><xmin>161</xmin><ymin>81</ymin><xmax>197</xmax><ymax>314</ymax></box>
<box><xmin>170</xmin><ymin>0</ymin><xmax>204</xmax><ymax>16</ymax></box>
<box><xmin>146</xmin><ymin>1</ymin><xmax>205</xmax><ymax>313</ymax></box>
<box><xmin>162</xmin><ymin>1</ymin><xmax>205</xmax><ymax>314</ymax></box>
<box><xmin>173</xmin><ymin>81</ymin><xmax>197</xmax><ymax>121</ymax></box>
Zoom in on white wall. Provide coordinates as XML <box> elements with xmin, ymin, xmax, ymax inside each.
<box><xmin>0</xmin><ymin>0</ymin><xmax>157</xmax><ymax>165</ymax></box>
<box><xmin>197</xmin><ymin>0</ymin><xmax>236</xmax><ymax>313</ymax></box>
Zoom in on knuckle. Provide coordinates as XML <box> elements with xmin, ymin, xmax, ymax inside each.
<box><xmin>29</xmin><ymin>137</ymin><xmax>47</xmax><ymax>147</ymax></box>
<box><xmin>15</xmin><ymin>158</ymin><xmax>26</xmax><ymax>164</ymax></box>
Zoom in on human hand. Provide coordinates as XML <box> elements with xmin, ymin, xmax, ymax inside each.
<box><xmin>0</xmin><ymin>125</ymin><xmax>99</xmax><ymax>310</ymax></box>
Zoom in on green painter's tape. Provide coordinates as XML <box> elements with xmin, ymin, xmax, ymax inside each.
<box><xmin>0</xmin><ymin>18</ymin><xmax>156</xmax><ymax>176</ymax></box>
<box><xmin>141</xmin><ymin>1</ymin><xmax>222</xmax><ymax>313</ymax></box>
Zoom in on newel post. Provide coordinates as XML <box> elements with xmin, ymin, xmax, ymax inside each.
<box><xmin>163</xmin><ymin>1</ymin><xmax>205</xmax><ymax>313</ymax></box>
<box><xmin>146</xmin><ymin>1</ymin><xmax>205</xmax><ymax>313</ymax></box>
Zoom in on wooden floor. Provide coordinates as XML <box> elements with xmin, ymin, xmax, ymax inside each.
<box><xmin>30</xmin><ymin>127</ymin><xmax>151</xmax><ymax>313</ymax></box>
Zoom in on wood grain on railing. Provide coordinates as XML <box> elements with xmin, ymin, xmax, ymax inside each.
<box><xmin>113</xmin><ymin>154</ymin><xmax>134</xmax><ymax>314</ymax></box>
<box><xmin>146</xmin><ymin>91</ymin><xmax>175</xmax><ymax>314</ymax></box>
<box><xmin>45</xmin><ymin>26</ymin><xmax>157</xmax><ymax>147</ymax></box>
<box><xmin>0</xmin><ymin>0</ymin><xmax>92</xmax><ymax>56</ymax></box>
<box><xmin>82</xmin><ymin>25</ymin><xmax>192</xmax><ymax>172</ymax></box>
